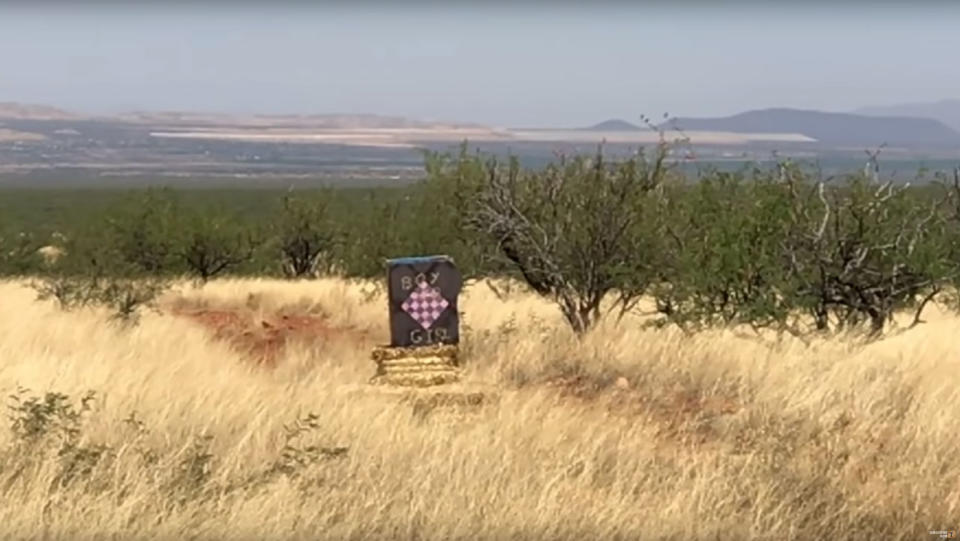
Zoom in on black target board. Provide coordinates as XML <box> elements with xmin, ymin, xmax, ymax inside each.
<box><xmin>386</xmin><ymin>255</ymin><xmax>463</xmax><ymax>348</ymax></box>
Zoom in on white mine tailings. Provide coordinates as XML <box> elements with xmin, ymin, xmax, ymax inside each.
<box><xmin>150</xmin><ymin>128</ymin><xmax>816</xmax><ymax>147</ymax></box>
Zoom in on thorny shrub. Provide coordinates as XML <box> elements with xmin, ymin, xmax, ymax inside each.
<box><xmin>2</xmin><ymin>388</ymin><xmax>350</xmax><ymax>503</ymax></box>
<box><xmin>6</xmin><ymin>143</ymin><xmax>960</xmax><ymax>340</ymax></box>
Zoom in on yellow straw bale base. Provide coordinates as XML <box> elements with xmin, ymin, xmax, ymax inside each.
<box><xmin>371</xmin><ymin>344</ymin><xmax>460</xmax><ymax>363</ymax></box>
<box><xmin>370</xmin><ymin>344</ymin><xmax>461</xmax><ymax>387</ymax></box>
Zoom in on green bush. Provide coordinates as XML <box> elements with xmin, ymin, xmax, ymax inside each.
<box><xmin>0</xmin><ymin>230</ymin><xmax>43</xmax><ymax>276</ymax></box>
<box><xmin>428</xmin><ymin>143</ymin><xmax>672</xmax><ymax>334</ymax></box>
<box><xmin>102</xmin><ymin>188</ymin><xmax>180</xmax><ymax>276</ymax></box>
<box><xmin>3</xmin><ymin>150</ymin><xmax>959</xmax><ymax>340</ymax></box>
<box><xmin>29</xmin><ymin>195</ymin><xmax>175</xmax><ymax>324</ymax></box>
<box><xmin>271</xmin><ymin>192</ymin><xmax>341</xmax><ymax>278</ymax></box>
<box><xmin>172</xmin><ymin>205</ymin><xmax>262</xmax><ymax>284</ymax></box>
<box><xmin>651</xmin><ymin>167</ymin><xmax>795</xmax><ymax>331</ymax></box>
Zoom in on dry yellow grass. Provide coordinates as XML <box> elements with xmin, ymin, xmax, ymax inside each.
<box><xmin>0</xmin><ymin>277</ymin><xmax>958</xmax><ymax>540</ymax></box>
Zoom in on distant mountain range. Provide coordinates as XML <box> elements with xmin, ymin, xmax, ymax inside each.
<box><xmin>0</xmin><ymin>102</ymin><xmax>80</xmax><ymax>121</ymax></box>
<box><xmin>4</xmin><ymin>100</ymin><xmax>960</xmax><ymax>151</ymax></box>
<box><xmin>663</xmin><ymin>108</ymin><xmax>960</xmax><ymax>148</ymax></box>
<box><xmin>583</xmin><ymin>119</ymin><xmax>643</xmax><ymax>131</ymax></box>
<box><xmin>581</xmin><ymin>105</ymin><xmax>960</xmax><ymax>149</ymax></box>
<box><xmin>854</xmin><ymin>99</ymin><xmax>960</xmax><ymax>132</ymax></box>
<box><xmin>0</xmin><ymin>102</ymin><xmax>483</xmax><ymax>130</ymax></box>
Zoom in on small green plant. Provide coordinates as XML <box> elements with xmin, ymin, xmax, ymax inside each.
<box><xmin>31</xmin><ymin>273</ymin><xmax>169</xmax><ymax>325</ymax></box>
<box><xmin>269</xmin><ymin>412</ymin><xmax>349</xmax><ymax>478</ymax></box>
<box><xmin>121</xmin><ymin>411</ymin><xmax>159</xmax><ymax>466</ymax></box>
<box><xmin>104</xmin><ymin>278</ymin><xmax>171</xmax><ymax>325</ymax></box>
<box><xmin>56</xmin><ymin>439</ymin><xmax>114</xmax><ymax>489</ymax></box>
<box><xmin>30</xmin><ymin>275</ymin><xmax>96</xmax><ymax>310</ymax></box>
<box><xmin>6</xmin><ymin>387</ymin><xmax>96</xmax><ymax>443</ymax></box>
<box><xmin>173</xmin><ymin>434</ymin><xmax>216</xmax><ymax>493</ymax></box>
<box><xmin>5</xmin><ymin>388</ymin><xmax>113</xmax><ymax>489</ymax></box>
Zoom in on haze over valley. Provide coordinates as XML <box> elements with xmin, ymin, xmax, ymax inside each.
<box><xmin>3</xmin><ymin>5</ymin><xmax>960</xmax><ymax>185</ymax></box>
<box><xmin>2</xmin><ymin>99</ymin><xmax>960</xmax><ymax>186</ymax></box>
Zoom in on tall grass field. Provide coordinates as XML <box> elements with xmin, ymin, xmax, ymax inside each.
<box><xmin>0</xmin><ymin>277</ymin><xmax>956</xmax><ymax>539</ymax></box>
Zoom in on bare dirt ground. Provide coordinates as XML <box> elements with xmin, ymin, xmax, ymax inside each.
<box><xmin>170</xmin><ymin>304</ymin><xmax>371</xmax><ymax>367</ymax></box>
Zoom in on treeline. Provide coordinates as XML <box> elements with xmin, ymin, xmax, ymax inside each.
<box><xmin>2</xmin><ymin>142</ymin><xmax>960</xmax><ymax>337</ymax></box>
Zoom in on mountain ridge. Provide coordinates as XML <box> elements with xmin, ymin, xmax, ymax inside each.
<box><xmin>581</xmin><ymin>119</ymin><xmax>643</xmax><ymax>131</ymax></box>
<box><xmin>0</xmin><ymin>102</ymin><xmax>81</xmax><ymax>121</ymax></box>
<box><xmin>4</xmin><ymin>100</ymin><xmax>960</xmax><ymax>150</ymax></box>
<box><xmin>0</xmin><ymin>102</ymin><xmax>483</xmax><ymax>130</ymax></box>
<box><xmin>660</xmin><ymin>107</ymin><xmax>960</xmax><ymax>149</ymax></box>
<box><xmin>853</xmin><ymin>98</ymin><xmax>960</xmax><ymax>132</ymax></box>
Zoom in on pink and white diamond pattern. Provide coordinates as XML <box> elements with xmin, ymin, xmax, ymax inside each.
<box><xmin>401</xmin><ymin>281</ymin><xmax>449</xmax><ymax>329</ymax></box>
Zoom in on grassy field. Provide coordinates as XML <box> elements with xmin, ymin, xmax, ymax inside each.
<box><xmin>0</xmin><ymin>277</ymin><xmax>957</xmax><ymax>540</ymax></box>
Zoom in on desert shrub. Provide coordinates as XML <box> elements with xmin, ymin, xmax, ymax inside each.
<box><xmin>31</xmin><ymin>271</ymin><xmax>169</xmax><ymax>325</ymax></box>
<box><xmin>102</xmin><ymin>188</ymin><xmax>180</xmax><ymax>276</ymax></box>
<box><xmin>172</xmin><ymin>205</ymin><xmax>263</xmax><ymax>284</ymax></box>
<box><xmin>3</xmin><ymin>389</ymin><xmax>211</xmax><ymax>500</ymax></box>
<box><xmin>271</xmin><ymin>191</ymin><xmax>341</xmax><ymax>278</ymax></box>
<box><xmin>267</xmin><ymin>412</ymin><xmax>349</xmax><ymax>478</ymax></box>
<box><xmin>0</xmin><ymin>230</ymin><xmax>43</xmax><ymax>276</ymax></box>
<box><xmin>3</xmin><ymin>152</ymin><xmax>960</xmax><ymax>341</ymax></box>
<box><xmin>30</xmin><ymin>216</ymin><xmax>171</xmax><ymax>324</ymax></box>
<box><xmin>331</xmin><ymin>191</ymin><xmax>409</xmax><ymax>280</ymax></box>
<box><xmin>651</xmin><ymin>166</ymin><xmax>796</xmax><ymax>331</ymax></box>
<box><xmin>650</xmin><ymin>160</ymin><xmax>954</xmax><ymax>337</ymax></box>
<box><xmin>428</xmin><ymin>142</ymin><xmax>672</xmax><ymax>334</ymax></box>
<box><xmin>4</xmin><ymin>388</ymin><xmax>112</xmax><ymax>490</ymax></box>
<box><xmin>930</xmin><ymin>166</ymin><xmax>960</xmax><ymax>310</ymax></box>
<box><xmin>779</xmin><ymin>171</ymin><xmax>950</xmax><ymax>335</ymax></box>
<box><xmin>6</xmin><ymin>388</ymin><xmax>96</xmax><ymax>444</ymax></box>
<box><xmin>417</xmin><ymin>144</ymin><xmax>498</xmax><ymax>279</ymax></box>
<box><xmin>0</xmin><ymin>191</ymin><xmax>38</xmax><ymax>276</ymax></box>
<box><xmin>332</xmin><ymin>152</ymin><xmax>493</xmax><ymax>282</ymax></box>
<box><xmin>2</xmin><ymin>387</ymin><xmax>354</xmax><ymax>509</ymax></box>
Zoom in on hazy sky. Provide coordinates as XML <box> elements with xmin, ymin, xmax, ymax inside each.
<box><xmin>1</xmin><ymin>3</ymin><xmax>958</xmax><ymax>128</ymax></box>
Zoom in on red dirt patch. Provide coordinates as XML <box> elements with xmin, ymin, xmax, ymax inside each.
<box><xmin>172</xmin><ymin>307</ymin><xmax>370</xmax><ymax>367</ymax></box>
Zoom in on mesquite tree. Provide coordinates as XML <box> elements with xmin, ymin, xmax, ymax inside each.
<box><xmin>652</xmin><ymin>167</ymin><xmax>795</xmax><ymax>331</ymax></box>
<box><xmin>274</xmin><ymin>192</ymin><xmax>339</xmax><ymax>278</ymax></box>
<box><xmin>446</xmin><ymin>142</ymin><xmax>672</xmax><ymax>334</ymax></box>
<box><xmin>650</xmin><ymin>160</ymin><xmax>953</xmax><ymax>338</ymax></box>
<box><xmin>174</xmin><ymin>209</ymin><xmax>261</xmax><ymax>284</ymax></box>
<box><xmin>780</xmin><ymin>171</ymin><xmax>949</xmax><ymax>336</ymax></box>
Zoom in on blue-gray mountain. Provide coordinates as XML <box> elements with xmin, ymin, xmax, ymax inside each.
<box><xmin>582</xmin><ymin>119</ymin><xmax>643</xmax><ymax>131</ymax></box>
<box><xmin>854</xmin><ymin>99</ymin><xmax>960</xmax><ymax>133</ymax></box>
<box><xmin>659</xmin><ymin>108</ymin><xmax>960</xmax><ymax>149</ymax></box>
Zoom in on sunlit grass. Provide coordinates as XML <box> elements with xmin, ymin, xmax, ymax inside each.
<box><xmin>0</xmin><ymin>278</ymin><xmax>957</xmax><ymax>540</ymax></box>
